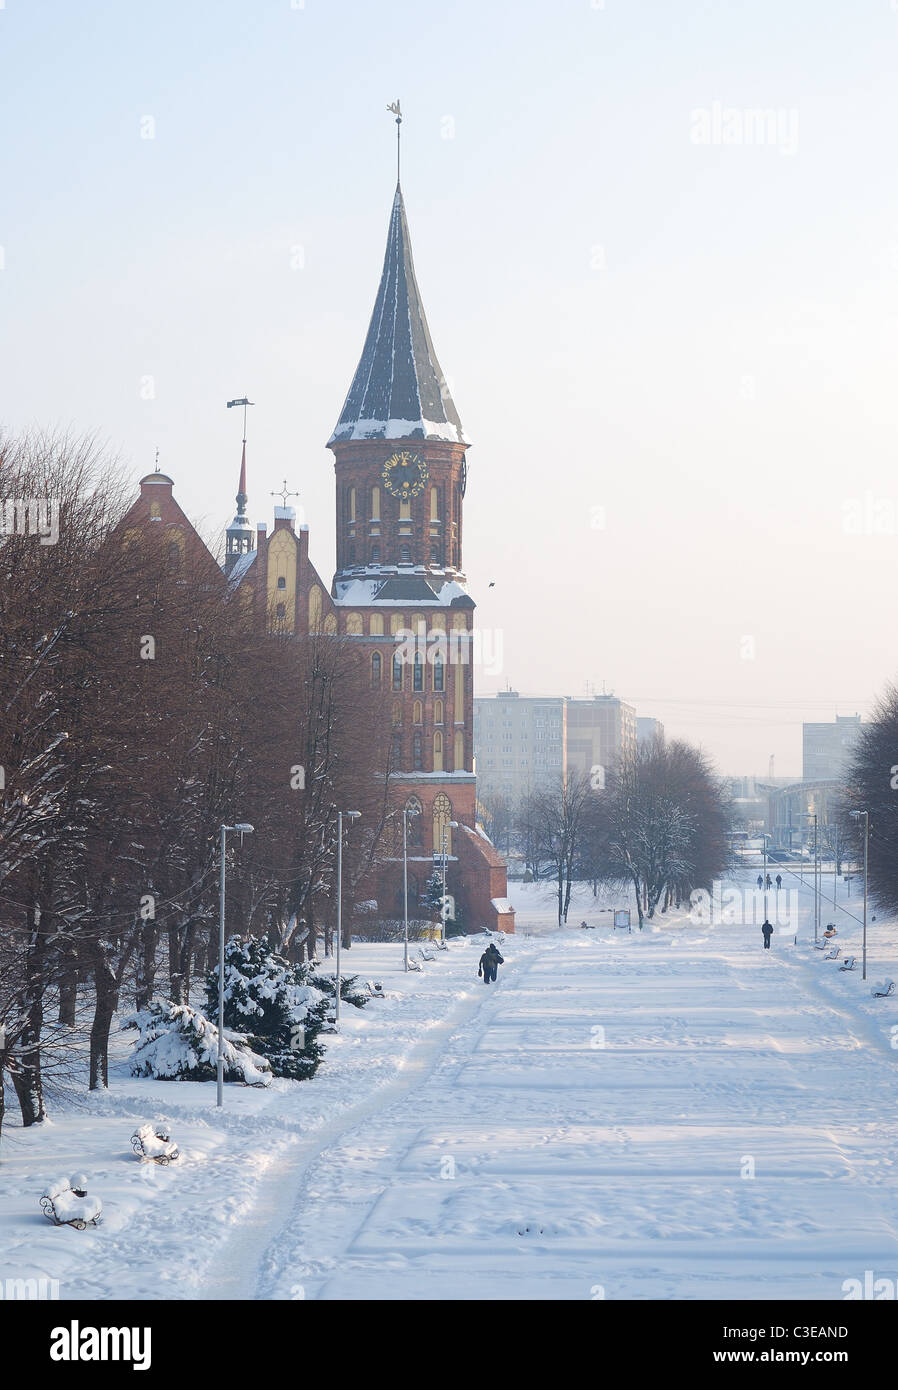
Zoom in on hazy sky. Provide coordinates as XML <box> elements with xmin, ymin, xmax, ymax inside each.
<box><xmin>2</xmin><ymin>0</ymin><xmax>897</xmax><ymax>775</ymax></box>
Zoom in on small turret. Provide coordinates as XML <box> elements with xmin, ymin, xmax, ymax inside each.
<box><xmin>224</xmin><ymin>441</ymin><xmax>254</xmax><ymax>574</ymax></box>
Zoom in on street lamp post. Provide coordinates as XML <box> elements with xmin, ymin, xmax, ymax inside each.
<box><xmin>217</xmin><ymin>822</ymin><xmax>254</xmax><ymax>1108</ymax></box>
<box><xmin>402</xmin><ymin>803</ymin><xmax>420</xmax><ymax>972</ymax></box>
<box><xmin>334</xmin><ymin>810</ymin><xmax>361</xmax><ymax>1026</ymax></box>
<box><xmin>440</xmin><ymin>820</ymin><xmax>459</xmax><ymax>944</ymax></box>
<box><xmin>802</xmin><ymin>811</ymin><xmax>819</xmax><ymax>942</ymax></box>
<box><xmin>850</xmin><ymin>810</ymin><xmax>869</xmax><ymax>981</ymax></box>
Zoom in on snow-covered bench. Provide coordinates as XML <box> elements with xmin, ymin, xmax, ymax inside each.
<box><xmin>434</xmin><ymin>939</ymin><xmax>449</xmax><ymax>951</ymax></box>
<box><xmin>871</xmin><ymin>979</ymin><xmax>895</xmax><ymax>998</ymax></box>
<box><xmin>406</xmin><ymin>956</ymin><xmax>422</xmax><ymax>972</ymax></box>
<box><xmin>130</xmin><ymin>1123</ymin><xmax>179</xmax><ymax>1165</ymax></box>
<box><xmin>366</xmin><ymin>980</ymin><xmax>385</xmax><ymax>998</ymax></box>
<box><xmin>40</xmin><ymin>1175</ymin><xmax>102</xmax><ymax>1230</ymax></box>
<box><xmin>417</xmin><ymin>947</ymin><xmax>436</xmax><ymax>962</ymax></box>
<box><xmin>823</xmin><ymin>947</ymin><xmax>840</xmax><ymax>960</ymax></box>
<box><xmin>839</xmin><ymin>956</ymin><xmax>857</xmax><ymax>972</ymax></box>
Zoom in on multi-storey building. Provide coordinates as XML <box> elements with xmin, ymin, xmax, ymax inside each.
<box><xmin>801</xmin><ymin>715</ymin><xmax>863</xmax><ymax>783</ymax></box>
<box><xmin>474</xmin><ymin>692</ymin><xmax>637</xmax><ymax>802</ymax></box>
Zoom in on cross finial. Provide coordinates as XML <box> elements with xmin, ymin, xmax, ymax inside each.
<box><xmin>271</xmin><ymin>479</ymin><xmax>299</xmax><ymax>508</ymax></box>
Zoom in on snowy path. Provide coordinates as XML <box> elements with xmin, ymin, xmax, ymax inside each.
<box><xmin>5</xmin><ymin>876</ymin><xmax>898</xmax><ymax>1301</ymax></box>
<box><xmin>217</xmin><ymin>891</ymin><xmax>898</xmax><ymax>1301</ymax></box>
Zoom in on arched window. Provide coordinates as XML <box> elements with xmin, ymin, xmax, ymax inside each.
<box><xmin>371</xmin><ymin>485</ymin><xmax>381</xmax><ymax>521</ymax></box>
<box><xmin>454</xmin><ymin>730</ymin><xmax>465</xmax><ymax>771</ymax></box>
<box><xmin>392</xmin><ymin>700</ymin><xmax>402</xmax><ymax>726</ymax></box>
<box><xmin>406</xmin><ymin>795</ymin><xmax>423</xmax><ymax>845</ymax></box>
<box><xmin>370</xmin><ymin>614</ymin><xmax>384</xmax><ymax>635</ymax></box>
<box><xmin>433</xmin><ymin>730</ymin><xmax>444</xmax><ymax>773</ymax></box>
<box><xmin>433</xmin><ymin>791</ymin><xmax>451</xmax><ymax>853</ymax></box>
<box><xmin>346</xmin><ymin>612</ymin><xmax>363</xmax><ymax>635</ymax></box>
<box><xmin>399</xmin><ymin>544</ymin><xmax>412</xmax><ymax>565</ymax></box>
<box><xmin>390</xmin><ymin>614</ymin><xmax>404</xmax><ymax>635</ymax></box>
<box><xmin>433</xmin><ymin>655</ymin><xmax>444</xmax><ymax>692</ymax></box>
<box><xmin>434</xmin><ymin>698</ymin><xmax>444</xmax><ymax>725</ymax></box>
<box><xmin>392</xmin><ymin>655</ymin><xmax>403</xmax><ymax>691</ymax></box>
<box><xmin>413</xmin><ymin>700</ymin><xmax>423</xmax><ymax>724</ymax></box>
<box><xmin>309</xmin><ymin>586</ymin><xmax>322</xmax><ymax>632</ymax></box>
<box><xmin>413</xmin><ymin>651</ymin><xmax>423</xmax><ymax>692</ymax></box>
<box><xmin>371</xmin><ymin>652</ymin><xmax>382</xmax><ymax>685</ymax></box>
<box><xmin>430</xmin><ymin>485</ymin><xmax>439</xmax><ymax>521</ymax></box>
<box><xmin>413</xmin><ymin>732</ymin><xmax>423</xmax><ymax>770</ymax></box>
<box><xmin>324</xmin><ymin>613</ymin><xmax>337</xmax><ymax>635</ymax></box>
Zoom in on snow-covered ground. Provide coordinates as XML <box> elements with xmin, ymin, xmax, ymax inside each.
<box><xmin>3</xmin><ymin>870</ymin><xmax>898</xmax><ymax>1300</ymax></box>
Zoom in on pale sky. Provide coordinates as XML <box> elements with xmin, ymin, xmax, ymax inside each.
<box><xmin>2</xmin><ymin>0</ymin><xmax>897</xmax><ymax>775</ymax></box>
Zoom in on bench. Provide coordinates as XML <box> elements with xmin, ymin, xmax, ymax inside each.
<box><xmin>40</xmin><ymin>1175</ymin><xmax>102</xmax><ymax>1229</ymax></box>
<box><xmin>417</xmin><ymin>947</ymin><xmax>436</xmax><ymax>962</ymax></box>
<box><xmin>366</xmin><ymin>979</ymin><xmax>385</xmax><ymax>998</ymax></box>
<box><xmin>871</xmin><ymin>979</ymin><xmax>895</xmax><ymax>998</ymax></box>
<box><xmin>823</xmin><ymin>947</ymin><xmax>841</xmax><ymax>960</ymax></box>
<box><xmin>130</xmin><ymin>1123</ymin><xmax>179</xmax><ymax>1164</ymax></box>
<box><xmin>839</xmin><ymin>956</ymin><xmax>857</xmax><ymax>972</ymax></box>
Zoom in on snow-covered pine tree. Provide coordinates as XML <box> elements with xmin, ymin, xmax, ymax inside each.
<box><xmin>205</xmin><ymin>936</ymin><xmax>330</xmax><ymax>1081</ymax></box>
<box><xmin>123</xmin><ymin>1000</ymin><xmax>272</xmax><ymax>1085</ymax></box>
<box><xmin>308</xmin><ymin>971</ymin><xmax>368</xmax><ymax>1010</ymax></box>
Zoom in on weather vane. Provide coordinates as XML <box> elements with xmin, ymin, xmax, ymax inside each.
<box><xmin>271</xmin><ymin>479</ymin><xmax>299</xmax><ymax>509</ymax></box>
<box><xmin>227</xmin><ymin>396</ymin><xmax>255</xmax><ymax>443</ymax></box>
<box><xmin>387</xmin><ymin>99</ymin><xmax>402</xmax><ymax>182</ymax></box>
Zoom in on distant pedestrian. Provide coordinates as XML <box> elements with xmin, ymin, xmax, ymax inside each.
<box><xmin>765</xmin><ymin>873</ymin><xmax>773</xmax><ymax>890</ymax></box>
<box><xmin>761</xmin><ymin>920</ymin><xmax>774</xmax><ymax>950</ymax></box>
<box><xmin>757</xmin><ymin>874</ymin><xmax>764</xmax><ymax>890</ymax></box>
<box><xmin>775</xmin><ymin>874</ymin><xmax>782</xmax><ymax>890</ymax></box>
<box><xmin>478</xmin><ymin>942</ymin><xmax>504</xmax><ymax>984</ymax></box>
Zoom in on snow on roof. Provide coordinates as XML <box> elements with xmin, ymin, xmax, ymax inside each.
<box><xmin>333</xmin><ymin>575</ymin><xmax>470</xmax><ymax>607</ymax></box>
<box><xmin>490</xmin><ymin>897</ymin><xmax>515</xmax><ymax>914</ymax></box>
<box><xmin>328</xmin><ymin>186</ymin><xmax>466</xmax><ymax>447</ymax></box>
<box><xmin>227</xmin><ymin>550</ymin><xmax>257</xmax><ymax>587</ymax></box>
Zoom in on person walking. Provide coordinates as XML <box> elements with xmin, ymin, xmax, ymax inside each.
<box><xmin>761</xmin><ymin>920</ymin><xmax>774</xmax><ymax>950</ymax></box>
<box><xmin>478</xmin><ymin>942</ymin><xmax>504</xmax><ymax>984</ymax></box>
<box><xmin>775</xmin><ymin>873</ymin><xmax>782</xmax><ymax>891</ymax></box>
<box><xmin>765</xmin><ymin>873</ymin><xmax>773</xmax><ymax>890</ymax></box>
<box><xmin>757</xmin><ymin>874</ymin><xmax>764</xmax><ymax>890</ymax></box>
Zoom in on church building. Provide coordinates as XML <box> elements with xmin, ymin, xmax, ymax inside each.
<box><xmin>120</xmin><ymin>178</ymin><xmax>513</xmax><ymax>933</ymax></box>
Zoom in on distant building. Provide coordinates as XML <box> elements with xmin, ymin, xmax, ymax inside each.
<box><xmin>473</xmin><ymin>691</ymin><xmax>636</xmax><ymax>802</ymax></box>
<box><xmin>637</xmin><ymin>716</ymin><xmax>664</xmax><ymax>746</ymax></box>
<box><xmin>802</xmin><ymin>716</ymin><xmax>863</xmax><ymax>782</ymax></box>
<box><xmin>473</xmin><ymin>692</ymin><xmax>566</xmax><ymax>804</ymax></box>
<box><xmin>565</xmin><ymin>695</ymin><xmax>637</xmax><ymax>780</ymax></box>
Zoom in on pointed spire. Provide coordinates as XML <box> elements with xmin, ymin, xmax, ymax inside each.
<box><xmin>224</xmin><ymin>438</ymin><xmax>253</xmax><ymax>574</ymax></box>
<box><xmin>237</xmin><ymin>440</ymin><xmax>247</xmax><ymax>509</ymax></box>
<box><xmin>329</xmin><ymin>186</ymin><xmax>464</xmax><ymax>445</ymax></box>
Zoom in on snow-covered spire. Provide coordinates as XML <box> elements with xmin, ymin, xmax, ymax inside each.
<box><xmin>224</xmin><ymin>440</ymin><xmax>254</xmax><ymax>574</ymax></box>
<box><xmin>328</xmin><ymin>185</ymin><xmax>465</xmax><ymax>445</ymax></box>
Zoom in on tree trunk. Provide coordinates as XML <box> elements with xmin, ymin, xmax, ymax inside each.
<box><xmin>14</xmin><ymin>942</ymin><xmax>47</xmax><ymax>1126</ymax></box>
<box><xmin>57</xmin><ymin>942</ymin><xmax>78</xmax><ymax>1025</ymax></box>
<box><xmin>89</xmin><ymin>957</ymin><xmax>119</xmax><ymax>1091</ymax></box>
<box><xmin>135</xmin><ymin>922</ymin><xmax>158</xmax><ymax>1009</ymax></box>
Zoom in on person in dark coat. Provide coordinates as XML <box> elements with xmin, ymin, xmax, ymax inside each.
<box><xmin>478</xmin><ymin>942</ymin><xmax>504</xmax><ymax>984</ymax></box>
<box><xmin>761</xmin><ymin>920</ymin><xmax>774</xmax><ymax>950</ymax></box>
<box><xmin>757</xmin><ymin>874</ymin><xmax>763</xmax><ymax>890</ymax></box>
<box><xmin>775</xmin><ymin>873</ymin><xmax>782</xmax><ymax>890</ymax></box>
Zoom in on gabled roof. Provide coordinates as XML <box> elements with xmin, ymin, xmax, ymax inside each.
<box><xmin>329</xmin><ymin>186</ymin><xmax>465</xmax><ymax>446</ymax></box>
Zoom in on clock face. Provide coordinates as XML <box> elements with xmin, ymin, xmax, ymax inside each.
<box><xmin>382</xmin><ymin>450</ymin><xmax>428</xmax><ymax>499</ymax></box>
